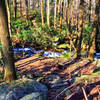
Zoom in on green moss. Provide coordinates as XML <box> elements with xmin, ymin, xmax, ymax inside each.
<box><xmin>75</xmin><ymin>71</ymin><xmax>100</xmax><ymax>84</ymax></box>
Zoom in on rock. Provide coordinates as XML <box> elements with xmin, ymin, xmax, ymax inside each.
<box><xmin>44</xmin><ymin>74</ymin><xmax>62</xmax><ymax>86</ymax></box>
<box><xmin>20</xmin><ymin>92</ymin><xmax>43</xmax><ymax>100</ymax></box>
<box><xmin>0</xmin><ymin>78</ymin><xmax>48</xmax><ymax>100</ymax></box>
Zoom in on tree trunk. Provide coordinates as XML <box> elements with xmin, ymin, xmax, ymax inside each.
<box><xmin>58</xmin><ymin>0</ymin><xmax>61</xmax><ymax>14</ymax></box>
<box><xmin>89</xmin><ymin>0</ymin><xmax>91</xmax><ymax>22</ymax></box>
<box><xmin>41</xmin><ymin>0</ymin><xmax>44</xmax><ymax>25</ymax></box>
<box><xmin>25</xmin><ymin>0</ymin><xmax>28</xmax><ymax>20</ymax></box>
<box><xmin>5</xmin><ymin>0</ymin><xmax>11</xmax><ymax>37</ymax></box>
<box><xmin>59</xmin><ymin>0</ymin><xmax>64</xmax><ymax>33</ymax></box>
<box><xmin>13</xmin><ymin>0</ymin><xmax>17</xmax><ymax>19</ymax></box>
<box><xmin>45</xmin><ymin>0</ymin><xmax>46</xmax><ymax>18</ymax></box>
<box><xmin>47</xmin><ymin>0</ymin><xmax>50</xmax><ymax>26</ymax></box>
<box><xmin>20</xmin><ymin>0</ymin><xmax>23</xmax><ymax>16</ymax></box>
<box><xmin>0</xmin><ymin>0</ymin><xmax>17</xmax><ymax>82</ymax></box>
<box><xmin>66</xmin><ymin>0</ymin><xmax>70</xmax><ymax>26</ymax></box>
<box><xmin>63</xmin><ymin>0</ymin><xmax>67</xmax><ymax>20</ymax></box>
<box><xmin>37</xmin><ymin>0</ymin><xmax>40</xmax><ymax>7</ymax></box>
<box><xmin>32</xmin><ymin>0</ymin><xmax>34</xmax><ymax>10</ymax></box>
<box><xmin>88</xmin><ymin>0</ymin><xmax>99</xmax><ymax>61</ymax></box>
<box><xmin>76</xmin><ymin>0</ymin><xmax>84</xmax><ymax>59</ymax></box>
<box><xmin>88</xmin><ymin>28</ymin><xmax>96</xmax><ymax>60</ymax></box>
<box><xmin>54</xmin><ymin>0</ymin><xmax>57</xmax><ymax>28</ymax></box>
<box><xmin>71</xmin><ymin>0</ymin><xmax>74</xmax><ymax>26</ymax></box>
<box><xmin>28</xmin><ymin>0</ymin><xmax>30</xmax><ymax>11</ymax></box>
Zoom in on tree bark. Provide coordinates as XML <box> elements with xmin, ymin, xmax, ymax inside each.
<box><xmin>5</xmin><ymin>0</ymin><xmax>11</xmax><ymax>37</ymax></box>
<box><xmin>58</xmin><ymin>0</ymin><xmax>61</xmax><ymax>14</ymax></box>
<box><xmin>20</xmin><ymin>0</ymin><xmax>23</xmax><ymax>16</ymax></box>
<box><xmin>13</xmin><ymin>0</ymin><xmax>17</xmax><ymax>19</ymax></box>
<box><xmin>32</xmin><ymin>0</ymin><xmax>34</xmax><ymax>10</ymax></box>
<box><xmin>45</xmin><ymin>0</ymin><xmax>47</xmax><ymax>18</ymax></box>
<box><xmin>54</xmin><ymin>0</ymin><xmax>57</xmax><ymax>28</ymax></box>
<box><xmin>88</xmin><ymin>27</ymin><xmax>96</xmax><ymax>60</ymax></box>
<box><xmin>76</xmin><ymin>0</ymin><xmax>84</xmax><ymax>59</ymax></box>
<box><xmin>0</xmin><ymin>0</ymin><xmax>17</xmax><ymax>82</ymax></box>
<box><xmin>88</xmin><ymin>0</ymin><xmax>99</xmax><ymax>61</ymax></box>
<box><xmin>89</xmin><ymin>0</ymin><xmax>91</xmax><ymax>22</ymax></box>
<box><xmin>47</xmin><ymin>0</ymin><xmax>50</xmax><ymax>26</ymax></box>
<box><xmin>71</xmin><ymin>0</ymin><xmax>74</xmax><ymax>26</ymax></box>
<box><xmin>25</xmin><ymin>0</ymin><xmax>28</xmax><ymax>20</ymax></box>
<box><xmin>41</xmin><ymin>0</ymin><xmax>44</xmax><ymax>25</ymax></box>
<box><xmin>59</xmin><ymin>0</ymin><xmax>64</xmax><ymax>33</ymax></box>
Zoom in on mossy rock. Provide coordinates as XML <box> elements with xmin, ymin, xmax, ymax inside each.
<box><xmin>0</xmin><ymin>78</ymin><xmax>48</xmax><ymax>100</ymax></box>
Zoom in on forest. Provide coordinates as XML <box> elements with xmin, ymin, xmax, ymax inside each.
<box><xmin>0</xmin><ymin>0</ymin><xmax>100</xmax><ymax>100</ymax></box>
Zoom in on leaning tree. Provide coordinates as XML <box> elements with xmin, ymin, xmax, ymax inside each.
<box><xmin>0</xmin><ymin>0</ymin><xmax>17</xmax><ymax>82</ymax></box>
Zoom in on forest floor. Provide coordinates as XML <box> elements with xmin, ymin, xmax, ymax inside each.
<box><xmin>15</xmin><ymin>55</ymin><xmax>100</xmax><ymax>100</ymax></box>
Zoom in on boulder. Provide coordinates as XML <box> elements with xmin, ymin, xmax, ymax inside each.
<box><xmin>20</xmin><ymin>92</ymin><xmax>43</xmax><ymax>100</ymax></box>
<box><xmin>0</xmin><ymin>78</ymin><xmax>48</xmax><ymax>100</ymax></box>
